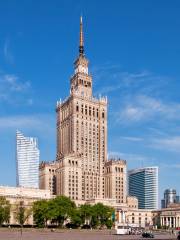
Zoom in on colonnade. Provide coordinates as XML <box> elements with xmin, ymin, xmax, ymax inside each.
<box><xmin>161</xmin><ymin>216</ymin><xmax>180</xmax><ymax>228</ymax></box>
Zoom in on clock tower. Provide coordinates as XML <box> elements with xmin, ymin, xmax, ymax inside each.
<box><xmin>56</xmin><ymin>17</ymin><xmax>107</xmax><ymax>201</ymax></box>
<box><xmin>70</xmin><ymin>17</ymin><xmax>92</xmax><ymax>97</ymax></box>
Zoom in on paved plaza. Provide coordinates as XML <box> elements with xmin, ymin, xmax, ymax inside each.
<box><xmin>0</xmin><ymin>229</ymin><xmax>177</xmax><ymax>240</ymax></box>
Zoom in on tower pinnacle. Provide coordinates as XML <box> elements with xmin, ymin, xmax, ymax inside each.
<box><xmin>79</xmin><ymin>16</ymin><xmax>84</xmax><ymax>56</ymax></box>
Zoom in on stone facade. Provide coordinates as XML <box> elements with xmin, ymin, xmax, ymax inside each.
<box><xmin>39</xmin><ymin>161</ymin><xmax>58</xmax><ymax>195</ymax></box>
<box><xmin>86</xmin><ymin>196</ymin><xmax>152</xmax><ymax>228</ymax></box>
<box><xmin>124</xmin><ymin>209</ymin><xmax>153</xmax><ymax>228</ymax></box>
<box><xmin>126</xmin><ymin>196</ymin><xmax>138</xmax><ymax>209</ymax></box>
<box><xmin>56</xmin><ymin>18</ymin><xmax>107</xmax><ymax>201</ymax></box>
<box><xmin>153</xmin><ymin>205</ymin><xmax>180</xmax><ymax>229</ymax></box>
<box><xmin>0</xmin><ymin>186</ymin><xmax>51</xmax><ymax>225</ymax></box>
<box><xmin>56</xmin><ymin>154</ymin><xmax>83</xmax><ymax>201</ymax></box>
<box><xmin>104</xmin><ymin>159</ymin><xmax>127</xmax><ymax>203</ymax></box>
<box><xmin>0</xmin><ymin>185</ymin><xmax>153</xmax><ymax>228</ymax></box>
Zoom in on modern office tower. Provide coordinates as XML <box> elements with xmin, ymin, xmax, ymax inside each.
<box><xmin>176</xmin><ymin>195</ymin><xmax>180</xmax><ymax>203</ymax></box>
<box><xmin>128</xmin><ymin>167</ymin><xmax>158</xmax><ymax>209</ymax></box>
<box><xmin>56</xmin><ymin>17</ymin><xmax>107</xmax><ymax>201</ymax></box>
<box><xmin>39</xmin><ymin>161</ymin><xmax>58</xmax><ymax>195</ymax></box>
<box><xmin>161</xmin><ymin>189</ymin><xmax>180</xmax><ymax>208</ymax></box>
<box><xmin>16</xmin><ymin>130</ymin><xmax>40</xmax><ymax>188</ymax></box>
<box><xmin>104</xmin><ymin>159</ymin><xmax>127</xmax><ymax>203</ymax></box>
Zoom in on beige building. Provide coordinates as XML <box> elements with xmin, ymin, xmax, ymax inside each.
<box><xmin>124</xmin><ymin>209</ymin><xmax>153</xmax><ymax>228</ymax></box>
<box><xmin>56</xmin><ymin>154</ymin><xmax>83</xmax><ymax>201</ymax></box>
<box><xmin>39</xmin><ymin>19</ymin><xmax>154</xmax><ymax>225</ymax></box>
<box><xmin>153</xmin><ymin>204</ymin><xmax>180</xmax><ymax>229</ymax></box>
<box><xmin>56</xmin><ymin>17</ymin><xmax>107</xmax><ymax>201</ymax></box>
<box><xmin>39</xmin><ymin>161</ymin><xmax>58</xmax><ymax>195</ymax></box>
<box><xmin>104</xmin><ymin>159</ymin><xmax>127</xmax><ymax>203</ymax></box>
<box><xmin>86</xmin><ymin>196</ymin><xmax>153</xmax><ymax>228</ymax></box>
<box><xmin>127</xmin><ymin>196</ymin><xmax>138</xmax><ymax>209</ymax></box>
<box><xmin>0</xmin><ymin>186</ymin><xmax>51</xmax><ymax>225</ymax></box>
<box><xmin>0</xmin><ymin>185</ymin><xmax>153</xmax><ymax>228</ymax></box>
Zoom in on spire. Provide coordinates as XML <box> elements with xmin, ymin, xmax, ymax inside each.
<box><xmin>79</xmin><ymin>16</ymin><xmax>84</xmax><ymax>56</ymax></box>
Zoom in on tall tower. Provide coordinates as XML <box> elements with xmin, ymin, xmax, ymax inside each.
<box><xmin>128</xmin><ymin>167</ymin><xmax>158</xmax><ymax>209</ymax></box>
<box><xmin>161</xmin><ymin>189</ymin><xmax>177</xmax><ymax>208</ymax></box>
<box><xmin>56</xmin><ymin>17</ymin><xmax>107</xmax><ymax>201</ymax></box>
<box><xmin>16</xmin><ymin>130</ymin><xmax>40</xmax><ymax>188</ymax></box>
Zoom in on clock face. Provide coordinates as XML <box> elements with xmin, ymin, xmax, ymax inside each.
<box><xmin>75</xmin><ymin>64</ymin><xmax>88</xmax><ymax>74</ymax></box>
<box><xmin>79</xmin><ymin>65</ymin><xmax>88</xmax><ymax>73</ymax></box>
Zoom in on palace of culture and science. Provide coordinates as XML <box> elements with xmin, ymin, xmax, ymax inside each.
<box><xmin>56</xmin><ymin>17</ymin><xmax>108</xmax><ymax>201</ymax></box>
<box><xmin>0</xmin><ymin>17</ymin><xmax>162</xmax><ymax>227</ymax></box>
<box><xmin>39</xmin><ymin>17</ymin><xmax>127</xmax><ymax>205</ymax></box>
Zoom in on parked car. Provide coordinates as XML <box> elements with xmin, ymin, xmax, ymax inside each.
<box><xmin>142</xmin><ymin>232</ymin><xmax>154</xmax><ymax>238</ymax></box>
<box><xmin>81</xmin><ymin>224</ymin><xmax>91</xmax><ymax>229</ymax></box>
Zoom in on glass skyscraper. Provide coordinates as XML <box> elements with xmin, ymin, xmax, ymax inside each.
<box><xmin>16</xmin><ymin>130</ymin><xmax>40</xmax><ymax>188</ymax></box>
<box><xmin>128</xmin><ymin>167</ymin><xmax>158</xmax><ymax>209</ymax></box>
<box><xmin>161</xmin><ymin>189</ymin><xmax>180</xmax><ymax>208</ymax></box>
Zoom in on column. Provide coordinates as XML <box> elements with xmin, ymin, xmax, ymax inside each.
<box><xmin>169</xmin><ymin>217</ymin><xmax>171</xmax><ymax>228</ymax></box>
<box><xmin>164</xmin><ymin>217</ymin><xmax>166</xmax><ymax>226</ymax></box>
<box><xmin>174</xmin><ymin>217</ymin><xmax>176</xmax><ymax>228</ymax></box>
<box><xmin>161</xmin><ymin>217</ymin><xmax>163</xmax><ymax>227</ymax></box>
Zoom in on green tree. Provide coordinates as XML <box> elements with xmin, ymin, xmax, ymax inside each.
<box><xmin>49</xmin><ymin>196</ymin><xmax>76</xmax><ymax>227</ymax></box>
<box><xmin>79</xmin><ymin>204</ymin><xmax>93</xmax><ymax>225</ymax></box>
<box><xmin>0</xmin><ymin>197</ymin><xmax>10</xmax><ymax>226</ymax></box>
<box><xmin>15</xmin><ymin>201</ymin><xmax>32</xmax><ymax>227</ymax></box>
<box><xmin>33</xmin><ymin>200</ymin><xmax>49</xmax><ymax>228</ymax></box>
<box><xmin>92</xmin><ymin>203</ymin><xmax>114</xmax><ymax>228</ymax></box>
<box><xmin>70</xmin><ymin>209</ymin><xmax>82</xmax><ymax>228</ymax></box>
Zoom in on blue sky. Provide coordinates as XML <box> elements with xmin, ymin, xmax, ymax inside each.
<box><xmin>0</xmin><ymin>0</ymin><xmax>180</xmax><ymax>200</ymax></box>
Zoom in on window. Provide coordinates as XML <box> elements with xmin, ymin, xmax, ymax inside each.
<box><xmin>81</xmin><ymin>105</ymin><xmax>83</xmax><ymax>113</ymax></box>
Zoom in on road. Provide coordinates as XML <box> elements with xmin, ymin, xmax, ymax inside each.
<box><xmin>0</xmin><ymin>229</ymin><xmax>177</xmax><ymax>240</ymax></box>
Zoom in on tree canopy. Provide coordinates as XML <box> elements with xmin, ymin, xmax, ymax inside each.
<box><xmin>33</xmin><ymin>196</ymin><xmax>114</xmax><ymax>229</ymax></box>
<box><xmin>0</xmin><ymin>196</ymin><xmax>10</xmax><ymax>226</ymax></box>
<box><xmin>15</xmin><ymin>201</ymin><xmax>32</xmax><ymax>227</ymax></box>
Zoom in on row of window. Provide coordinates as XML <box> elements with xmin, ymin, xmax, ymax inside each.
<box><xmin>131</xmin><ymin>217</ymin><xmax>148</xmax><ymax>224</ymax></box>
<box><xmin>132</xmin><ymin>213</ymin><xmax>148</xmax><ymax>216</ymax></box>
<box><xmin>68</xmin><ymin>160</ymin><xmax>78</xmax><ymax>166</ymax></box>
<box><xmin>76</xmin><ymin>104</ymin><xmax>105</xmax><ymax>119</ymax></box>
<box><xmin>73</xmin><ymin>79</ymin><xmax>91</xmax><ymax>88</ymax></box>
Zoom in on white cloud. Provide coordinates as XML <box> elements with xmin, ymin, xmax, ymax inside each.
<box><xmin>0</xmin><ymin>115</ymin><xmax>39</xmax><ymax>129</ymax></box>
<box><xmin>0</xmin><ymin>114</ymin><xmax>55</xmax><ymax>134</ymax></box>
<box><xmin>2</xmin><ymin>74</ymin><xmax>31</xmax><ymax>92</ymax></box>
<box><xmin>93</xmin><ymin>65</ymin><xmax>169</xmax><ymax>96</ymax></box>
<box><xmin>108</xmin><ymin>151</ymin><xmax>154</xmax><ymax>165</ymax></box>
<box><xmin>0</xmin><ymin>73</ymin><xmax>32</xmax><ymax>105</ymax></box>
<box><xmin>117</xmin><ymin>95</ymin><xmax>180</xmax><ymax>124</ymax></box>
<box><xmin>120</xmin><ymin>136</ymin><xmax>143</xmax><ymax>142</ymax></box>
<box><xmin>161</xmin><ymin>163</ymin><xmax>180</xmax><ymax>169</ymax></box>
<box><xmin>150</xmin><ymin>136</ymin><xmax>180</xmax><ymax>153</ymax></box>
<box><xmin>95</xmin><ymin>70</ymin><xmax>151</xmax><ymax>94</ymax></box>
